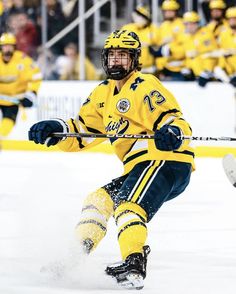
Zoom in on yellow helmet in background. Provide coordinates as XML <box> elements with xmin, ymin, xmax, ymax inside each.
<box><xmin>183</xmin><ymin>11</ymin><xmax>200</xmax><ymax>23</ymax></box>
<box><xmin>102</xmin><ymin>30</ymin><xmax>141</xmax><ymax>80</ymax></box>
<box><xmin>0</xmin><ymin>32</ymin><xmax>16</xmax><ymax>46</ymax></box>
<box><xmin>209</xmin><ymin>0</ymin><xmax>226</xmax><ymax>10</ymax></box>
<box><xmin>134</xmin><ymin>5</ymin><xmax>151</xmax><ymax>21</ymax></box>
<box><xmin>161</xmin><ymin>0</ymin><xmax>180</xmax><ymax>11</ymax></box>
<box><xmin>226</xmin><ymin>7</ymin><xmax>236</xmax><ymax>19</ymax></box>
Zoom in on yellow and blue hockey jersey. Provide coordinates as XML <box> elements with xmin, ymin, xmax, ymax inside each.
<box><xmin>0</xmin><ymin>50</ymin><xmax>42</xmax><ymax>106</ymax></box>
<box><xmin>58</xmin><ymin>72</ymin><xmax>195</xmax><ymax>174</ymax></box>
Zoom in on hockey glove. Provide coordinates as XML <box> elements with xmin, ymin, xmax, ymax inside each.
<box><xmin>20</xmin><ymin>91</ymin><xmax>36</xmax><ymax>107</ymax></box>
<box><xmin>198</xmin><ymin>71</ymin><xmax>212</xmax><ymax>87</ymax></box>
<box><xmin>154</xmin><ymin>125</ymin><xmax>182</xmax><ymax>151</ymax></box>
<box><xmin>149</xmin><ymin>44</ymin><xmax>170</xmax><ymax>58</ymax></box>
<box><xmin>229</xmin><ymin>76</ymin><xmax>236</xmax><ymax>88</ymax></box>
<box><xmin>181</xmin><ymin>68</ymin><xmax>195</xmax><ymax>81</ymax></box>
<box><xmin>28</xmin><ymin>119</ymin><xmax>68</xmax><ymax>147</ymax></box>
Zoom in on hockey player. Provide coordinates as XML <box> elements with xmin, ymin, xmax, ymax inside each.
<box><xmin>181</xmin><ymin>11</ymin><xmax>219</xmax><ymax>86</ymax></box>
<box><xmin>28</xmin><ymin>30</ymin><xmax>195</xmax><ymax>289</ymax></box>
<box><xmin>205</xmin><ymin>0</ymin><xmax>229</xmax><ymax>41</ymax></box>
<box><xmin>149</xmin><ymin>0</ymin><xmax>185</xmax><ymax>80</ymax></box>
<box><xmin>151</xmin><ymin>11</ymin><xmax>219</xmax><ymax>86</ymax></box>
<box><xmin>121</xmin><ymin>5</ymin><xmax>159</xmax><ymax>74</ymax></box>
<box><xmin>0</xmin><ymin>32</ymin><xmax>42</xmax><ymax>144</ymax></box>
<box><xmin>217</xmin><ymin>7</ymin><xmax>236</xmax><ymax>87</ymax></box>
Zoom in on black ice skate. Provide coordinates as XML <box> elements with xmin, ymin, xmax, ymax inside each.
<box><xmin>105</xmin><ymin>245</ymin><xmax>151</xmax><ymax>290</ymax></box>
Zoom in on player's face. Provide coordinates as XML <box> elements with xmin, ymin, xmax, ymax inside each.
<box><xmin>1</xmin><ymin>44</ymin><xmax>15</xmax><ymax>61</ymax></box>
<box><xmin>229</xmin><ymin>17</ymin><xmax>236</xmax><ymax>30</ymax></box>
<box><xmin>163</xmin><ymin>10</ymin><xmax>176</xmax><ymax>21</ymax></box>
<box><xmin>185</xmin><ymin>22</ymin><xmax>199</xmax><ymax>34</ymax></box>
<box><xmin>108</xmin><ymin>49</ymin><xmax>132</xmax><ymax>70</ymax></box>
<box><xmin>210</xmin><ymin>9</ymin><xmax>224</xmax><ymax>20</ymax></box>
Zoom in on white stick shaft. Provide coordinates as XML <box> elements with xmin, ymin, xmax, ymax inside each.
<box><xmin>0</xmin><ymin>94</ymin><xmax>23</xmax><ymax>104</ymax></box>
<box><xmin>52</xmin><ymin>132</ymin><xmax>236</xmax><ymax>141</ymax></box>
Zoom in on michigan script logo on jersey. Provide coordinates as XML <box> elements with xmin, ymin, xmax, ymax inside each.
<box><xmin>105</xmin><ymin>117</ymin><xmax>129</xmax><ymax>134</ymax></box>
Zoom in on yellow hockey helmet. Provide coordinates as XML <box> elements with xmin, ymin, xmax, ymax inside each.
<box><xmin>161</xmin><ymin>0</ymin><xmax>180</xmax><ymax>11</ymax></box>
<box><xmin>209</xmin><ymin>0</ymin><xmax>226</xmax><ymax>10</ymax></box>
<box><xmin>0</xmin><ymin>33</ymin><xmax>16</xmax><ymax>46</ymax></box>
<box><xmin>183</xmin><ymin>11</ymin><xmax>200</xmax><ymax>23</ymax></box>
<box><xmin>226</xmin><ymin>7</ymin><xmax>236</xmax><ymax>19</ymax></box>
<box><xmin>134</xmin><ymin>5</ymin><xmax>151</xmax><ymax>21</ymax></box>
<box><xmin>102</xmin><ymin>30</ymin><xmax>141</xmax><ymax>80</ymax></box>
<box><xmin>103</xmin><ymin>29</ymin><xmax>141</xmax><ymax>50</ymax></box>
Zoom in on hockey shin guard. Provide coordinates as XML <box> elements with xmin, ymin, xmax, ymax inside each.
<box><xmin>115</xmin><ymin>202</ymin><xmax>147</xmax><ymax>260</ymax></box>
<box><xmin>75</xmin><ymin>188</ymin><xmax>114</xmax><ymax>252</ymax></box>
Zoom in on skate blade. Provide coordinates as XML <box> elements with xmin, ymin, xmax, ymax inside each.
<box><xmin>119</xmin><ymin>273</ymin><xmax>144</xmax><ymax>290</ymax></box>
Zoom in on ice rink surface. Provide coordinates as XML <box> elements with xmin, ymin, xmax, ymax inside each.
<box><xmin>0</xmin><ymin>150</ymin><xmax>236</xmax><ymax>294</ymax></box>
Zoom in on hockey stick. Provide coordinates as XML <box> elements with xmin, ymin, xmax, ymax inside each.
<box><xmin>0</xmin><ymin>94</ymin><xmax>21</xmax><ymax>104</ymax></box>
<box><xmin>222</xmin><ymin>154</ymin><xmax>236</xmax><ymax>187</ymax></box>
<box><xmin>52</xmin><ymin>132</ymin><xmax>236</xmax><ymax>141</ymax></box>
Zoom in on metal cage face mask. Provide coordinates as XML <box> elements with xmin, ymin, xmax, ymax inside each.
<box><xmin>102</xmin><ymin>48</ymin><xmax>140</xmax><ymax>80</ymax></box>
<box><xmin>101</xmin><ymin>30</ymin><xmax>141</xmax><ymax>80</ymax></box>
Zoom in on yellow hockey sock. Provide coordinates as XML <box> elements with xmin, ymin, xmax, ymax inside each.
<box><xmin>75</xmin><ymin>188</ymin><xmax>114</xmax><ymax>252</ymax></box>
<box><xmin>115</xmin><ymin>202</ymin><xmax>147</xmax><ymax>260</ymax></box>
<box><xmin>0</xmin><ymin>118</ymin><xmax>15</xmax><ymax>137</ymax></box>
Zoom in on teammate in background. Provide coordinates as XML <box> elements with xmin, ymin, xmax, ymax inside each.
<box><xmin>151</xmin><ymin>11</ymin><xmax>219</xmax><ymax>86</ymax></box>
<box><xmin>205</xmin><ymin>0</ymin><xmax>229</xmax><ymax>41</ymax></box>
<box><xmin>121</xmin><ymin>5</ymin><xmax>159</xmax><ymax>74</ymax></box>
<box><xmin>149</xmin><ymin>0</ymin><xmax>185</xmax><ymax>80</ymax></box>
<box><xmin>217</xmin><ymin>7</ymin><xmax>236</xmax><ymax>87</ymax></box>
<box><xmin>158</xmin><ymin>1</ymin><xmax>184</xmax><ymax>49</ymax></box>
<box><xmin>182</xmin><ymin>11</ymin><xmax>219</xmax><ymax>86</ymax></box>
<box><xmin>0</xmin><ymin>32</ymin><xmax>42</xmax><ymax>145</ymax></box>
<box><xmin>28</xmin><ymin>30</ymin><xmax>195</xmax><ymax>289</ymax></box>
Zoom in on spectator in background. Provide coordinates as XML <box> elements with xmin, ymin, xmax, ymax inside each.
<box><xmin>61</xmin><ymin>0</ymin><xmax>94</xmax><ymax>45</ymax></box>
<box><xmin>7</xmin><ymin>10</ymin><xmax>39</xmax><ymax>58</ymax></box>
<box><xmin>36</xmin><ymin>46</ymin><xmax>58</xmax><ymax>80</ymax></box>
<box><xmin>36</xmin><ymin>0</ymin><xmax>66</xmax><ymax>55</ymax></box>
<box><xmin>121</xmin><ymin>5</ymin><xmax>160</xmax><ymax>74</ymax></box>
<box><xmin>54</xmin><ymin>42</ymin><xmax>99</xmax><ymax>80</ymax></box>
<box><xmin>61</xmin><ymin>0</ymin><xmax>79</xmax><ymax>45</ymax></box>
<box><xmin>11</xmin><ymin>0</ymin><xmax>38</xmax><ymax>21</ymax></box>
<box><xmin>11</xmin><ymin>0</ymin><xmax>24</xmax><ymax>11</ymax></box>
<box><xmin>0</xmin><ymin>0</ymin><xmax>13</xmax><ymax>34</ymax></box>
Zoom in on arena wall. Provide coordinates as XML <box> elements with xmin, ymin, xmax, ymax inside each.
<box><xmin>2</xmin><ymin>81</ymin><xmax>236</xmax><ymax>157</ymax></box>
